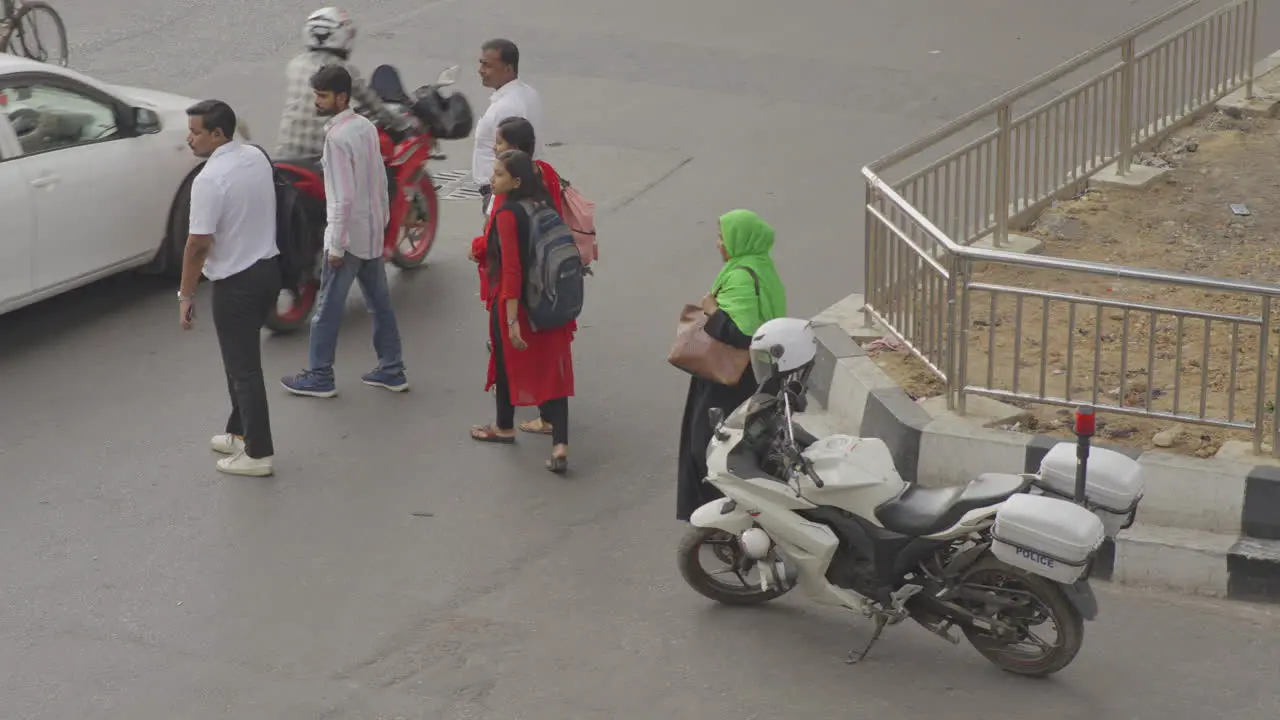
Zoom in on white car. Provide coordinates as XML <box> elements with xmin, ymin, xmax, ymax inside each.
<box><xmin>0</xmin><ymin>54</ymin><xmax>251</xmax><ymax>315</ymax></box>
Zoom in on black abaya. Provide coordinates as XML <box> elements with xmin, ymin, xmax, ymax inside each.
<box><xmin>675</xmin><ymin>309</ymin><xmax>761</xmax><ymax>522</ymax></box>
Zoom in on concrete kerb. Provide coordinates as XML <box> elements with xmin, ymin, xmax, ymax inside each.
<box><xmin>808</xmin><ymin>293</ymin><xmax>1280</xmax><ymax>602</ymax></box>
<box><xmin>1218</xmin><ymin>49</ymin><xmax>1280</xmax><ymax>118</ymax></box>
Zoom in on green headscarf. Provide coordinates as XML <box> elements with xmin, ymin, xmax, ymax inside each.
<box><xmin>712</xmin><ymin>209</ymin><xmax>786</xmax><ymax>335</ymax></box>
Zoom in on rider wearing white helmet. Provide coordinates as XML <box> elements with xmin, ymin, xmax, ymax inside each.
<box><xmin>274</xmin><ymin>7</ymin><xmax>407</xmax><ymax>159</ymax></box>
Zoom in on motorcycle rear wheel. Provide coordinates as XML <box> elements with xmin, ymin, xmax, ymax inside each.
<box><xmin>677</xmin><ymin>526</ymin><xmax>790</xmax><ymax>606</ymax></box>
<box><xmin>264</xmin><ymin>278</ymin><xmax>319</xmax><ymax>334</ymax></box>
<box><xmin>265</xmin><ymin>247</ymin><xmax>322</xmax><ymax>335</ymax></box>
<box><xmin>957</xmin><ymin>557</ymin><xmax>1084</xmax><ymax>677</ymax></box>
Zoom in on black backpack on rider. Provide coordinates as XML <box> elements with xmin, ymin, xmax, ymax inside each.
<box><xmin>250</xmin><ymin>144</ymin><xmax>313</xmax><ymax>293</ymax></box>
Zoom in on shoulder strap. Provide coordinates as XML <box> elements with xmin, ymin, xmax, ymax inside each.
<box><xmin>738</xmin><ymin>266</ymin><xmax>761</xmax><ymax>297</ymax></box>
<box><xmin>738</xmin><ymin>266</ymin><xmax>764</xmax><ymax>321</ymax></box>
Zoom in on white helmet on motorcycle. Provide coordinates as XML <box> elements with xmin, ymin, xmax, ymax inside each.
<box><xmin>749</xmin><ymin>317</ymin><xmax>818</xmax><ymax>383</ymax></box>
<box><xmin>304</xmin><ymin>7</ymin><xmax>356</xmax><ymax>55</ymax></box>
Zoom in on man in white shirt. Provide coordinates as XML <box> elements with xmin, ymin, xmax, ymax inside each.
<box><xmin>178</xmin><ymin>99</ymin><xmax>282</xmax><ymax>478</ymax></box>
<box><xmin>281</xmin><ymin>64</ymin><xmax>408</xmax><ymax>399</ymax></box>
<box><xmin>473</xmin><ymin>38</ymin><xmax>543</xmax><ymax>216</ymax></box>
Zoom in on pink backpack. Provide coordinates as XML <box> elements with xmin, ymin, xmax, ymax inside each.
<box><xmin>560</xmin><ymin>179</ymin><xmax>598</xmax><ymax>268</ymax></box>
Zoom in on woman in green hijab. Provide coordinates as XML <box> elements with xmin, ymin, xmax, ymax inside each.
<box><xmin>676</xmin><ymin>209</ymin><xmax>787</xmax><ymax>522</ymax></box>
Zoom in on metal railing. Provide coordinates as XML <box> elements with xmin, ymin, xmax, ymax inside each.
<box><xmin>867</xmin><ymin>0</ymin><xmax>1259</xmax><ymax>250</ymax></box>
<box><xmin>861</xmin><ymin>0</ymin><xmax>1278</xmax><ymax>453</ymax></box>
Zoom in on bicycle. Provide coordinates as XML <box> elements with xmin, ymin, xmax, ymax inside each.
<box><xmin>0</xmin><ymin>0</ymin><xmax>67</xmax><ymax>67</ymax></box>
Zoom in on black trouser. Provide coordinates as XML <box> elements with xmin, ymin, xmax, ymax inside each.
<box><xmin>490</xmin><ymin>306</ymin><xmax>569</xmax><ymax>446</ymax></box>
<box><xmin>212</xmin><ymin>257</ymin><xmax>282</xmax><ymax>459</ymax></box>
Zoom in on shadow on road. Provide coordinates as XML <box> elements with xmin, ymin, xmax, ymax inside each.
<box><xmin>0</xmin><ymin>272</ymin><xmax>172</xmax><ymax>363</ymax></box>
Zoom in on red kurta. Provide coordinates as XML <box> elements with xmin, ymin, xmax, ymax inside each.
<box><xmin>479</xmin><ymin>179</ymin><xmax>576</xmax><ymax>406</ymax></box>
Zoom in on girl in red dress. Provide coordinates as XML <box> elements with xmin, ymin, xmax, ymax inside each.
<box><xmin>469</xmin><ymin>117</ymin><xmax>573</xmax><ymax>440</ymax></box>
<box><xmin>469</xmin><ymin>149</ymin><xmax>576</xmax><ymax>473</ymax></box>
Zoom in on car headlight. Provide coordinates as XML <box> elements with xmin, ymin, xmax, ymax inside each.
<box><xmin>237</xmin><ymin>120</ymin><xmax>252</xmax><ymax>141</ymax></box>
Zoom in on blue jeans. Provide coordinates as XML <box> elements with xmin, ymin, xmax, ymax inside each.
<box><xmin>307</xmin><ymin>253</ymin><xmax>404</xmax><ymax>379</ymax></box>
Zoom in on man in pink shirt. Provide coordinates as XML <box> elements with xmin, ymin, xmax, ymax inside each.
<box><xmin>281</xmin><ymin>64</ymin><xmax>409</xmax><ymax>398</ymax></box>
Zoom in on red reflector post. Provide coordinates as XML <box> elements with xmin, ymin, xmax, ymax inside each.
<box><xmin>1074</xmin><ymin>405</ymin><xmax>1096</xmax><ymax>436</ymax></box>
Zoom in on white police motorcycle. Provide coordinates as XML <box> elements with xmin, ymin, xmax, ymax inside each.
<box><xmin>677</xmin><ymin>318</ymin><xmax>1146</xmax><ymax>676</ymax></box>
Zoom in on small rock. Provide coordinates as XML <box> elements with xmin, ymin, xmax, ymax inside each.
<box><xmin>1152</xmin><ymin>427</ymin><xmax>1181</xmax><ymax>448</ymax></box>
<box><xmin>1185</xmin><ymin>141</ymin><xmax>1199</xmax><ymax>152</ymax></box>
<box><xmin>1106</xmin><ymin>426</ymin><xmax>1137</xmax><ymax>439</ymax></box>
<box><xmin>1045</xmin><ymin>216</ymin><xmax>1086</xmax><ymax>241</ymax></box>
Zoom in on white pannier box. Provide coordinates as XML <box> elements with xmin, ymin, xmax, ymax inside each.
<box><xmin>991</xmin><ymin>493</ymin><xmax>1106</xmax><ymax>585</ymax></box>
<box><xmin>1035</xmin><ymin>442</ymin><xmax>1145</xmax><ymax>537</ymax></box>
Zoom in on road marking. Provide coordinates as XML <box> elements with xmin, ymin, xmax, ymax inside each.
<box><xmin>431</xmin><ymin>169</ymin><xmax>482</xmax><ymax>201</ymax></box>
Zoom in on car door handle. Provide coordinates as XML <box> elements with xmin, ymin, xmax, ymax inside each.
<box><xmin>30</xmin><ymin>174</ymin><xmax>60</xmax><ymax>188</ymax></box>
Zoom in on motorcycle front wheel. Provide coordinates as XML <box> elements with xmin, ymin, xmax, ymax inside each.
<box><xmin>389</xmin><ymin>170</ymin><xmax>439</xmax><ymax>269</ymax></box>
<box><xmin>956</xmin><ymin>557</ymin><xmax>1085</xmax><ymax>677</ymax></box>
<box><xmin>677</xmin><ymin>526</ymin><xmax>790</xmax><ymax>606</ymax></box>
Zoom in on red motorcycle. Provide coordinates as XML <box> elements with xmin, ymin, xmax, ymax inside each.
<box><xmin>265</xmin><ymin>63</ymin><xmax>473</xmax><ymax>333</ymax></box>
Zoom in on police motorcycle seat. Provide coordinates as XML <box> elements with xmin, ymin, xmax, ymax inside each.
<box><xmin>874</xmin><ymin>473</ymin><xmax>1030</xmax><ymax>537</ymax></box>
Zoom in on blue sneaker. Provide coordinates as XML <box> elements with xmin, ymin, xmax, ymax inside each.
<box><xmin>361</xmin><ymin>369</ymin><xmax>410</xmax><ymax>392</ymax></box>
<box><xmin>281</xmin><ymin>370</ymin><xmax>338</xmax><ymax>398</ymax></box>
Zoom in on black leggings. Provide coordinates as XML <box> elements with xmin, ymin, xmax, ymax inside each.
<box><xmin>491</xmin><ymin>308</ymin><xmax>569</xmax><ymax>446</ymax></box>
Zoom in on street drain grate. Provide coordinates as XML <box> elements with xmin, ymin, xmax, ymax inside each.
<box><xmin>432</xmin><ymin>169</ymin><xmax>482</xmax><ymax>201</ymax></box>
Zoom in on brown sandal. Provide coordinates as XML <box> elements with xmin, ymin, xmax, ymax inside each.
<box><xmin>519</xmin><ymin>419</ymin><xmax>554</xmax><ymax>435</ymax></box>
<box><xmin>470</xmin><ymin>424</ymin><xmax>516</xmax><ymax>444</ymax></box>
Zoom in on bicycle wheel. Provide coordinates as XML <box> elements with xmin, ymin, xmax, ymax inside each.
<box><xmin>7</xmin><ymin>2</ymin><xmax>68</xmax><ymax>67</ymax></box>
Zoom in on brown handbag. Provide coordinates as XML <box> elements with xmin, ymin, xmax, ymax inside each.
<box><xmin>667</xmin><ymin>267</ymin><xmax>762</xmax><ymax>386</ymax></box>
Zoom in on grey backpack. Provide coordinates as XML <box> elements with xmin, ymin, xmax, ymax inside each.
<box><xmin>518</xmin><ymin>199</ymin><xmax>585</xmax><ymax>331</ymax></box>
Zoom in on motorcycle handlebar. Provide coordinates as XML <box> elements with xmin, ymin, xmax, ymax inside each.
<box><xmin>798</xmin><ymin>450</ymin><xmax>825</xmax><ymax>488</ymax></box>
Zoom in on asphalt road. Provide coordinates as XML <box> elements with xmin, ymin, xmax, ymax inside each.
<box><xmin>4</xmin><ymin>0</ymin><xmax>1280</xmax><ymax>718</ymax></box>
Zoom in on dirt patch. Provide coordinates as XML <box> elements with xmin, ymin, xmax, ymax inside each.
<box><xmin>873</xmin><ymin>110</ymin><xmax>1280</xmax><ymax>458</ymax></box>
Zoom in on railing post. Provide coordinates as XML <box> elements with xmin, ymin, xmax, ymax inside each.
<box><xmin>945</xmin><ymin>255</ymin><xmax>958</xmax><ymax>412</ymax></box>
<box><xmin>1246</xmin><ymin>0</ymin><xmax>1259</xmax><ymax>99</ymax></box>
<box><xmin>1274</xmin><ymin>308</ymin><xmax>1280</xmax><ymax>456</ymax></box>
<box><xmin>956</xmin><ymin>261</ymin><xmax>970</xmax><ymax>416</ymax></box>
<box><xmin>1256</xmin><ymin>296</ymin><xmax>1271</xmax><ymax>455</ymax></box>
<box><xmin>862</xmin><ymin>182</ymin><xmax>876</xmax><ymax>329</ymax></box>
<box><xmin>993</xmin><ymin>105</ymin><xmax>1012</xmax><ymax>249</ymax></box>
<box><xmin>1118</xmin><ymin>37</ymin><xmax>1136</xmax><ymax>176</ymax></box>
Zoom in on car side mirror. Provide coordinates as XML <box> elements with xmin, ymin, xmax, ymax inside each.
<box><xmin>133</xmin><ymin>107</ymin><xmax>161</xmax><ymax>134</ymax></box>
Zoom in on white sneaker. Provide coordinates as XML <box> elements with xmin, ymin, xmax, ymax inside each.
<box><xmin>211</xmin><ymin>433</ymin><xmax>245</xmax><ymax>455</ymax></box>
<box><xmin>216</xmin><ymin>451</ymin><xmax>274</xmax><ymax>477</ymax></box>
